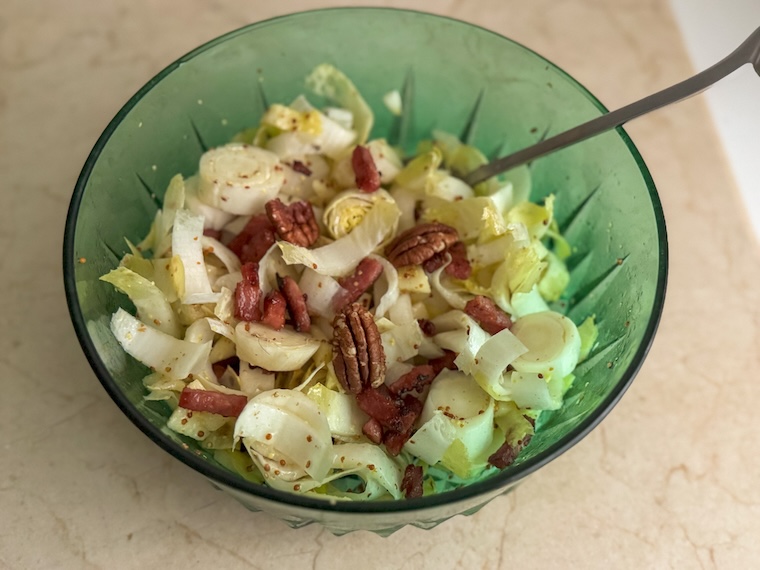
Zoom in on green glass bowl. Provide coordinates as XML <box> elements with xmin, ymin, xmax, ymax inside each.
<box><xmin>63</xmin><ymin>8</ymin><xmax>667</xmax><ymax>535</ymax></box>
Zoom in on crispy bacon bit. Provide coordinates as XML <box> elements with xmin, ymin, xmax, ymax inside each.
<box><xmin>464</xmin><ymin>295</ymin><xmax>513</xmax><ymax>335</ymax></box>
<box><xmin>356</xmin><ymin>389</ymin><xmax>422</xmax><ymax>456</ymax></box>
<box><xmin>291</xmin><ymin>160</ymin><xmax>312</xmax><ymax>176</ymax></box>
<box><xmin>234</xmin><ymin>262</ymin><xmax>262</xmax><ymax>322</ymax></box>
<box><xmin>362</xmin><ymin>418</ymin><xmax>384</xmax><ymax>444</ymax></box>
<box><xmin>395</xmin><ymin>395</ymin><xmax>423</xmax><ymax>434</ymax></box>
<box><xmin>429</xmin><ymin>349</ymin><xmax>458</xmax><ymax>374</ymax></box>
<box><xmin>389</xmin><ymin>364</ymin><xmax>435</xmax><ymax>396</ymax></box>
<box><xmin>382</xmin><ymin>401</ymin><xmax>423</xmax><ymax>455</ymax></box>
<box><xmin>333</xmin><ymin>257</ymin><xmax>384</xmax><ymax>311</ymax></box>
<box><xmin>266</xmin><ymin>198</ymin><xmax>320</xmax><ymax>247</ymax></box>
<box><xmin>382</xmin><ymin>431</ymin><xmax>409</xmax><ymax>456</ymax></box>
<box><xmin>401</xmin><ymin>465</ymin><xmax>424</xmax><ymax>499</ymax></box>
<box><xmin>240</xmin><ymin>233</ymin><xmax>276</xmax><ymax>265</ymax></box>
<box><xmin>487</xmin><ymin>434</ymin><xmax>533</xmax><ymax>469</ymax></box>
<box><xmin>278</xmin><ymin>275</ymin><xmax>311</xmax><ymax>332</ymax></box>
<box><xmin>358</xmin><ymin>389</ymin><xmax>419</xmax><ymax>434</ymax></box>
<box><xmin>261</xmin><ymin>289</ymin><xmax>287</xmax><ymax>330</ymax></box>
<box><xmin>203</xmin><ymin>228</ymin><xmax>223</xmax><ymax>240</ymax></box>
<box><xmin>444</xmin><ymin>241</ymin><xmax>472</xmax><ymax>279</ymax></box>
<box><xmin>178</xmin><ymin>387</ymin><xmax>248</xmax><ymax>418</ymax></box>
<box><xmin>352</xmin><ymin>145</ymin><xmax>381</xmax><ymax>192</ymax></box>
<box><xmin>355</xmin><ymin>386</ymin><xmax>401</xmax><ymax>425</ymax></box>
<box><xmin>417</xmin><ymin>319</ymin><xmax>436</xmax><ymax>337</ymax></box>
<box><xmin>241</xmin><ymin>261</ymin><xmax>259</xmax><ymax>283</ymax></box>
<box><xmin>226</xmin><ymin>214</ymin><xmax>276</xmax><ymax>264</ymax></box>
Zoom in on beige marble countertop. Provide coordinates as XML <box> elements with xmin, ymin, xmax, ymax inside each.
<box><xmin>2</xmin><ymin>0</ymin><xmax>759</xmax><ymax>568</ymax></box>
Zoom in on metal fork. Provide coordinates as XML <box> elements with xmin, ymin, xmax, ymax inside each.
<box><xmin>464</xmin><ymin>25</ymin><xmax>760</xmax><ymax>187</ymax></box>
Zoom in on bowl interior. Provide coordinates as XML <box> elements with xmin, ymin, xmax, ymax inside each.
<box><xmin>64</xmin><ymin>8</ymin><xmax>667</xmax><ymax>520</ymax></box>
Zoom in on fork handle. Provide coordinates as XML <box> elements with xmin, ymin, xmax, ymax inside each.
<box><xmin>465</xmin><ymin>25</ymin><xmax>760</xmax><ymax>187</ymax></box>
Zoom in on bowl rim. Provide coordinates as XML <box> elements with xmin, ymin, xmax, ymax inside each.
<box><xmin>63</xmin><ymin>6</ymin><xmax>668</xmax><ymax>515</ymax></box>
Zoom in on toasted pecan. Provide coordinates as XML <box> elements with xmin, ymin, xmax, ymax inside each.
<box><xmin>265</xmin><ymin>198</ymin><xmax>319</xmax><ymax>247</ymax></box>
<box><xmin>332</xmin><ymin>303</ymin><xmax>386</xmax><ymax>394</ymax></box>
<box><xmin>384</xmin><ymin>223</ymin><xmax>459</xmax><ymax>268</ymax></box>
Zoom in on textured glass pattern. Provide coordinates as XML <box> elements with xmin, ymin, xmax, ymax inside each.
<box><xmin>64</xmin><ymin>8</ymin><xmax>667</xmax><ymax>534</ymax></box>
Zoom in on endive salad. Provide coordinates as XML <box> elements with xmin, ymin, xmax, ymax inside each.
<box><xmin>102</xmin><ymin>64</ymin><xmax>597</xmax><ymax>500</ymax></box>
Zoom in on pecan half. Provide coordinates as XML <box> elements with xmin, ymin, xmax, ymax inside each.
<box><xmin>265</xmin><ymin>198</ymin><xmax>319</xmax><ymax>247</ymax></box>
<box><xmin>332</xmin><ymin>303</ymin><xmax>386</xmax><ymax>394</ymax></box>
<box><xmin>384</xmin><ymin>223</ymin><xmax>459</xmax><ymax>268</ymax></box>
